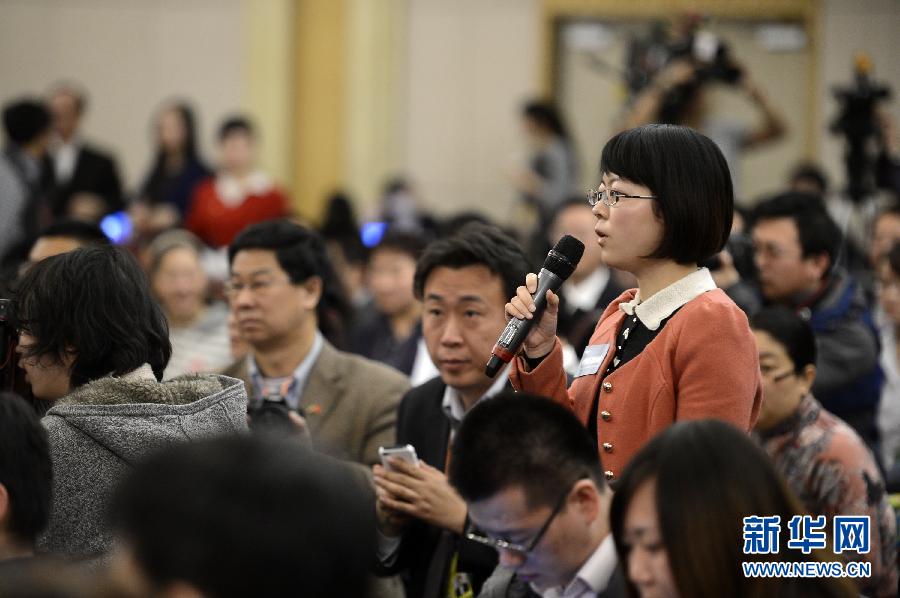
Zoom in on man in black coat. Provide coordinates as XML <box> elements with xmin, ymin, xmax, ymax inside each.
<box><xmin>46</xmin><ymin>84</ymin><xmax>123</xmax><ymax>221</ymax></box>
<box><xmin>373</xmin><ymin>223</ymin><xmax>529</xmax><ymax>598</ymax></box>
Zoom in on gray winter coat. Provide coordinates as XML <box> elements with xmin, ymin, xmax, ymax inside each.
<box><xmin>37</xmin><ymin>365</ymin><xmax>248</xmax><ymax>559</ymax></box>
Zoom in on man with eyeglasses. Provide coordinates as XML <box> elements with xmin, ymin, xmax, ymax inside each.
<box><xmin>223</xmin><ymin>219</ymin><xmax>409</xmax><ymax>466</ymax></box>
<box><xmin>720</xmin><ymin>192</ymin><xmax>882</xmax><ymax>458</ymax></box>
<box><xmin>449</xmin><ymin>392</ymin><xmax>623</xmax><ymax>598</ymax></box>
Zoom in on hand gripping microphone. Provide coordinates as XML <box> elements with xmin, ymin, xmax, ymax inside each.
<box><xmin>485</xmin><ymin>235</ymin><xmax>585</xmax><ymax>378</ymax></box>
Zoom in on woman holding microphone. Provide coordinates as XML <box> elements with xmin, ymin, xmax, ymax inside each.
<box><xmin>506</xmin><ymin>124</ymin><xmax>761</xmax><ymax>483</ymax></box>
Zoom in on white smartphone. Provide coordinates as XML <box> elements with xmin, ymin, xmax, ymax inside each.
<box><xmin>379</xmin><ymin>444</ymin><xmax>420</xmax><ymax>470</ymax></box>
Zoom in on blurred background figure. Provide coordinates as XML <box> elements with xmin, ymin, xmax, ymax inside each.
<box><xmin>350</xmin><ymin>229</ymin><xmax>437</xmax><ymax>383</ymax></box>
<box><xmin>185</xmin><ymin>115</ymin><xmax>290</xmax><ymax>249</ymax></box>
<box><xmin>147</xmin><ymin>230</ymin><xmax>232</xmax><ymax>379</ymax></box>
<box><xmin>622</xmin><ymin>15</ymin><xmax>787</xmax><ymax>200</ymax></box>
<box><xmin>548</xmin><ymin>196</ymin><xmax>627</xmax><ymax>371</ymax></box>
<box><xmin>46</xmin><ymin>82</ymin><xmax>124</xmax><ymax>223</ymax></box>
<box><xmin>21</xmin><ymin>219</ymin><xmax>110</xmax><ymax>275</ymax></box>
<box><xmin>109</xmin><ymin>436</ymin><xmax>376</xmax><ymax>598</ymax></box>
<box><xmin>876</xmin><ymin>241</ymin><xmax>900</xmax><ymax>487</ymax></box>
<box><xmin>378</xmin><ymin>177</ymin><xmax>430</xmax><ymax>234</ymax></box>
<box><xmin>750</xmin><ymin>307</ymin><xmax>896</xmax><ymax>596</ymax></box>
<box><xmin>611</xmin><ymin>419</ymin><xmax>856</xmax><ymax>598</ymax></box>
<box><xmin>509</xmin><ymin>100</ymin><xmax>580</xmax><ymax>263</ymax></box>
<box><xmin>0</xmin><ymin>99</ymin><xmax>53</xmax><ymax>274</ymax></box>
<box><xmin>320</xmin><ymin>191</ymin><xmax>372</xmax><ymax>313</ymax></box>
<box><xmin>133</xmin><ymin>100</ymin><xmax>211</xmax><ymax>241</ymax></box>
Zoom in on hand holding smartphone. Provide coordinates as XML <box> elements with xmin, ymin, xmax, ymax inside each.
<box><xmin>378</xmin><ymin>444</ymin><xmax>419</xmax><ymax>471</ymax></box>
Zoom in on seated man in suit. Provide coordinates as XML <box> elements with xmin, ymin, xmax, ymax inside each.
<box><xmin>372</xmin><ymin>223</ymin><xmax>529</xmax><ymax>598</ymax></box>
<box><xmin>450</xmin><ymin>393</ymin><xmax>622</xmax><ymax>598</ymax></box>
<box><xmin>224</xmin><ymin>219</ymin><xmax>408</xmax><ymax>466</ymax></box>
<box><xmin>46</xmin><ymin>83</ymin><xmax>124</xmax><ymax>221</ymax></box>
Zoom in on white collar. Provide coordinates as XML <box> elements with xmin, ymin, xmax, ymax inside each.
<box><xmin>441</xmin><ymin>364</ymin><xmax>510</xmax><ymax>433</ymax></box>
<box><xmin>215</xmin><ymin>170</ymin><xmax>273</xmax><ymax>207</ymax></box>
<box><xmin>619</xmin><ymin>268</ymin><xmax>716</xmax><ymax>331</ymax></box>
<box><xmin>536</xmin><ymin>534</ymin><xmax>618</xmax><ymax>598</ymax></box>
<box><xmin>563</xmin><ymin>267</ymin><xmax>611</xmax><ymax>313</ymax></box>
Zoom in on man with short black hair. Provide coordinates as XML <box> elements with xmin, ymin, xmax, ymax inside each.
<box><xmin>724</xmin><ymin>192</ymin><xmax>882</xmax><ymax>451</ymax></box>
<box><xmin>0</xmin><ymin>393</ymin><xmax>52</xmax><ymax>566</ymax></box>
<box><xmin>224</xmin><ymin>219</ymin><xmax>408</xmax><ymax>466</ymax></box>
<box><xmin>372</xmin><ymin>223</ymin><xmax>529</xmax><ymax>598</ymax></box>
<box><xmin>449</xmin><ymin>392</ymin><xmax>622</xmax><ymax>598</ymax></box>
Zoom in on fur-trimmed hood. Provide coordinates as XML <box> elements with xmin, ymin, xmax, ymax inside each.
<box><xmin>43</xmin><ymin>365</ymin><xmax>248</xmax><ymax>466</ymax></box>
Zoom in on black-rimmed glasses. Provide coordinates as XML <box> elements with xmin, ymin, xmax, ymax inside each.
<box><xmin>587</xmin><ymin>187</ymin><xmax>657</xmax><ymax>208</ymax></box>
<box><xmin>465</xmin><ymin>478</ymin><xmax>583</xmax><ymax>556</ymax></box>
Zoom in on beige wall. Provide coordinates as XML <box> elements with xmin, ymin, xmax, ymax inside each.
<box><xmin>402</xmin><ymin>0</ymin><xmax>540</xmax><ymax>222</ymax></box>
<box><xmin>0</xmin><ymin>0</ymin><xmax>291</xmax><ymax>199</ymax></box>
<box><xmin>1</xmin><ymin>0</ymin><xmax>897</xmax><ymax>221</ymax></box>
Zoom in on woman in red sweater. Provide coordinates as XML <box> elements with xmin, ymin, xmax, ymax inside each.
<box><xmin>505</xmin><ymin>124</ymin><xmax>762</xmax><ymax>482</ymax></box>
<box><xmin>186</xmin><ymin>116</ymin><xmax>290</xmax><ymax>248</ymax></box>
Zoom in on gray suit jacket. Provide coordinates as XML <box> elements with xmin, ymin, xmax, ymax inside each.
<box><xmin>223</xmin><ymin>341</ymin><xmax>409</xmax><ymax>466</ymax></box>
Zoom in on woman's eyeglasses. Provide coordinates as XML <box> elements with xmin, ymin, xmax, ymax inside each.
<box><xmin>587</xmin><ymin>188</ymin><xmax>657</xmax><ymax>208</ymax></box>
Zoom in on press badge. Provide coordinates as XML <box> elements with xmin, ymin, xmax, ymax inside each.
<box><xmin>575</xmin><ymin>344</ymin><xmax>609</xmax><ymax>378</ymax></box>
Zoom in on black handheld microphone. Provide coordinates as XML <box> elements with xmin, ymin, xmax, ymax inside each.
<box><xmin>485</xmin><ymin>235</ymin><xmax>585</xmax><ymax>378</ymax></box>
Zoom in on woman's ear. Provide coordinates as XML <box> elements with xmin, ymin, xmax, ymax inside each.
<box><xmin>799</xmin><ymin>363</ymin><xmax>817</xmax><ymax>394</ymax></box>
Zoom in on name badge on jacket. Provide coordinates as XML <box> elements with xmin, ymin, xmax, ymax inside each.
<box><xmin>575</xmin><ymin>344</ymin><xmax>609</xmax><ymax>378</ymax></box>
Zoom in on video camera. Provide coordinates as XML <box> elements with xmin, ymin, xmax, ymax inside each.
<box><xmin>830</xmin><ymin>54</ymin><xmax>892</xmax><ymax>203</ymax></box>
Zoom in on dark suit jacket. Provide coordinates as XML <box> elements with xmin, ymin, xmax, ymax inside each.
<box><xmin>377</xmin><ymin>376</ymin><xmax>498</xmax><ymax>598</ymax></box>
<box><xmin>48</xmin><ymin>144</ymin><xmax>124</xmax><ymax>217</ymax></box>
<box><xmin>557</xmin><ymin>274</ymin><xmax>627</xmax><ymax>359</ymax></box>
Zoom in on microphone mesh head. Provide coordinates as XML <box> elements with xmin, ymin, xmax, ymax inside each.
<box><xmin>543</xmin><ymin>235</ymin><xmax>585</xmax><ymax>281</ymax></box>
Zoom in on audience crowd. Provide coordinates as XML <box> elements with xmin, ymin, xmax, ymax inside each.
<box><xmin>1</xmin><ymin>40</ymin><xmax>900</xmax><ymax>598</ymax></box>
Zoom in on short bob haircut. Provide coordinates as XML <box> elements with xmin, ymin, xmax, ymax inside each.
<box><xmin>450</xmin><ymin>391</ymin><xmax>606</xmax><ymax>509</ymax></box>
<box><xmin>750</xmin><ymin>307</ymin><xmax>817</xmax><ymax>375</ymax></box>
<box><xmin>14</xmin><ymin>246</ymin><xmax>171</xmax><ymax>387</ymax></box>
<box><xmin>600</xmin><ymin>124</ymin><xmax>733</xmax><ymax>265</ymax></box>
<box><xmin>413</xmin><ymin>222</ymin><xmax>530</xmax><ymax>301</ymax></box>
<box><xmin>610</xmin><ymin>420</ymin><xmax>855</xmax><ymax>598</ymax></box>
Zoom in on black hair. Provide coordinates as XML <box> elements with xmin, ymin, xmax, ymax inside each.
<box><xmin>0</xmin><ymin>393</ymin><xmax>52</xmax><ymax>546</ymax></box>
<box><xmin>111</xmin><ymin>436</ymin><xmax>373</xmax><ymax>598</ymax></box>
<box><xmin>789</xmin><ymin>162</ymin><xmax>829</xmax><ymax>194</ymax></box>
<box><xmin>523</xmin><ymin>100</ymin><xmax>571</xmax><ymax>141</ymax></box>
<box><xmin>2</xmin><ymin>99</ymin><xmax>51</xmax><ymax>146</ymax></box>
<box><xmin>752</xmin><ymin>192</ymin><xmax>841</xmax><ymax>268</ymax></box>
<box><xmin>450</xmin><ymin>392</ymin><xmax>605</xmax><ymax>509</ymax></box>
<box><xmin>610</xmin><ymin>420</ymin><xmax>855</xmax><ymax>598</ymax></box>
<box><xmin>319</xmin><ymin>191</ymin><xmax>360</xmax><ymax>240</ymax></box>
<box><xmin>600</xmin><ymin>124</ymin><xmax>732</xmax><ymax>265</ymax></box>
<box><xmin>229</xmin><ymin>219</ymin><xmax>350</xmax><ymax>336</ymax></box>
<box><xmin>36</xmin><ymin>219</ymin><xmax>110</xmax><ymax>247</ymax></box>
<box><xmin>750</xmin><ymin>307</ymin><xmax>817</xmax><ymax>374</ymax></box>
<box><xmin>372</xmin><ymin>229</ymin><xmax>429</xmax><ymax>262</ymax></box>
<box><xmin>413</xmin><ymin>222</ymin><xmax>529</xmax><ymax>301</ymax></box>
<box><xmin>218</xmin><ymin>115</ymin><xmax>255</xmax><ymax>142</ymax></box>
<box><xmin>14</xmin><ymin>246</ymin><xmax>172</xmax><ymax>386</ymax></box>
